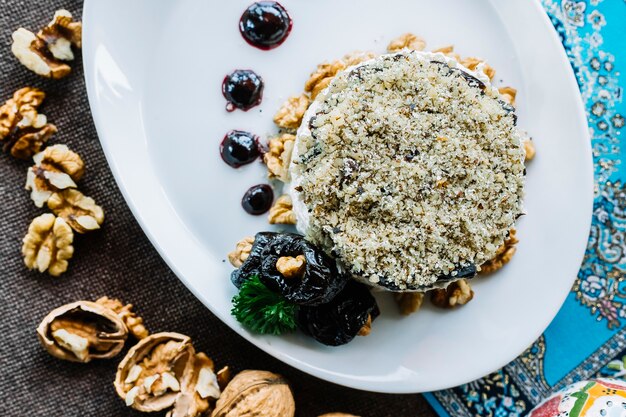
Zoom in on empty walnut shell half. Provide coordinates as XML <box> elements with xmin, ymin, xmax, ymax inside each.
<box><xmin>36</xmin><ymin>301</ymin><xmax>128</xmax><ymax>363</ymax></box>
<box><xmin>115</xmin><ymin>332</ymin><xmax>195</xmax><ymax>413</ymax></box>
<box><xmin>211</xmin><ymin>370</ymin><xmax>295</xmax><ymax>417</ymax></box>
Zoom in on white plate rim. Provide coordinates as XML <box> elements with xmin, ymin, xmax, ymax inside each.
<box><xmin>82</xmin><ymin>0</ymin><xmax>594</xmax><ymax>393</ymax></box>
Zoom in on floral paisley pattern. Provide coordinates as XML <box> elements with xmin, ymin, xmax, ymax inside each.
<box><xmin>424</xmin><ymin>1</ymin><xmax>626</xmax><ymax>415</ymax></box>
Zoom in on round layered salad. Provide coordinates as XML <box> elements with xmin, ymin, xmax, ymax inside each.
<box><xmin>288</xmin><ymin>50</ymin><xmax>526</xmax><ymax>291</ymax></box>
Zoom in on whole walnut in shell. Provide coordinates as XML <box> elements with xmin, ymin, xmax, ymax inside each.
<box><xmin>37</xmin><ymin>300</ymin><xmax>128</xmax><ymax>362</ymax></box>
<box><xmin>212</xmin><ymin>370</ymin><xmax>295</xmax><ymax>417</ymax></box>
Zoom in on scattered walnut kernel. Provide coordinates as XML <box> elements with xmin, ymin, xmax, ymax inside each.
<box><xmin>47</xmin><ymin>189</ymin><xmax>104</xmax><ymax>233</ymax></box>
<box><xmin>25</xmin><ymin>144</ymin><xmax>84</xmax><ymax>207</ymax></box>
<box><xmin>22</xmin><ymin>213</ymin><xmax>74</xmax><ymax>276</ymax></box>
<box><xmin>268</xmin><ymin>194</ymin><xmax>297</xmax><ymax>225</ymax></box>
<box><xmin>523</xmin><ymin>138</ymin><xmax>536</xmax><ymax>161</ymax></box>
<box><xmin>394</xmin><ymin>293</ymin><xmax>424</xmax><ymax>315</ymax></box>
<box><xmin>38</xmin><ymin>10</ymin><xmax>82</xmax><ymax>61</ymax></box>
<box><xmin>387</xmin><ymin>33</ymin><xmax>426</xmax><ymax>52</ymax></box>
<box><xmin>264</xmin><ymin>133</ymin><xmax>295</xmax><ymax>182</ymax></box>
<box><xmin>498</xmin><ymin>86</ymin><xmax>517</xmax><ymax>106</ymax></box>
<box><xmin>480</xmin><ymin>229</ymin><xmax>519</xmax><ymax>274</ymax></box>
<box><xmin>96</xmin><ymin>296</ymin><xmax>149</xmax><ymax>340</ymax></box>
<box><xmin>276</xmin><ymin>255</ymin><xmax>306</xmax><ymax>279</ymax></box>
<box><xmin>0</xmin><ymin>87</ymin><xmax>57</xmax><ymax>159</ymax></box>
<box><xmin>304</xmin><ymin>51</ymin><xmax>376</xmax><ymax>99</ymax></box>
<box><xmin>273</xmin><ymin>94</ymin><xmax>310</xmax><ymax>130</ymax></box>
<box><xmin>169</xmin><ymin>352</ymin><xmax>221</xmax><ymax>417</ymax></box>
<box><xmin>11</xmin><ymin>10</ymin><xmax>81</xmax><ymax>79</ymax></box>
<box><xmin>228</xmin><ymin>236</ymin><xmax>254</xmax><ymax>268</ymax></box>
<box><xmin>356</xmin><ymin>314</ymin><xmax>373</xmax><ymax>337</ymax></box>
<box><xmin>430</xmin><ymin>279</ymin><xmax>474</xmax><ymax>308</ymax></box>
<box><xmin>211</xmin><ymin>370</ymin><xmax>295</xmax><ymax>417</ymax></box>
<box><xmin>432</xmin><ymin>45</ymin><xmax>461</xmax><ymax>60</ymax></box>
<box><xmin>460</xmin><ymin>57</ymin><xmax>496</xmax><ymax>80</ymax></box>
<box><xmin>37</xmin><ymin>300</ymin><xmax>128</xmax><ymax>362</ymax></box>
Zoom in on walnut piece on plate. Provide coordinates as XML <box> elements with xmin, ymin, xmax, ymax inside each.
<box><xmin>11</xmin><ymin>10</ymin><xmax>81</xmax><ymax>79</ymax></box>
<box><xmin>394</xmin><ymin>293</ymin><xmax>425</xmax><ymax>316</ymax></box>
<box><xmin>228</xmin><ymin>236</ymin><xmax>254</xmax><ymax>268</ymax></box>
<box><xmin>211</xmin><ymin>370</ymin><xmax>295</xmax><ymax>417</ymax></box>
<box><xmin>47</xmin><ymin>188</ymin><xmax>104</xmax><ymax>233</ymax></box>
<box><xmin>22</xmin><ymin>213</ymin><xmax>73</xmax><ymax>276</ymax></box>
<box><xmin>96</xmin><ymin>296</ymin><xmax>149</xmax><ymax>340</ymax></box>
<box><xmin>264</xmin><ymin>133</ymin><xmax>295</xmax><ymax>182</ymax></box>
<box><xmin>268</xmin><ymin>194</ymin><xmax>296</xmax><ymax>225</ymax></box>
<box><xmin>524</xmin><ymin>138</ymin><xmax>536</xmax><ymax>161</ymax></box>
<box><xmin>305</xmin><ymin>51</ymin><xmax>377</xmax><ymax>99</ymax></box>
<box><xmin>0</xmin><ymin>87</ymin><xmax>57</xmax><ymax>159</ymax></box>
<box><xmin>480</xmin><ymin>229</ymin><xmax>519</xmax><ymax>274</ymax></box>
<box><xmin>387</xmin><ymin>33</ymin><xmax>426</xmax><ymax>52</ymax></box>
<box><xmin>430</xmin><ymin>279</ymin><xmax>474</xmax><ymax>308</ymax></box>
<box><xmin>273</xmin><ymin>94</ymin><xmax>310</xmax><ymax>130</ymax></box>
<box><xmin>498</xmin><ymin>86</ymin><xmax>517</xmax><ymax>106</ymax></box>
<box><xmin>25</xmin><ymin>144</ymin><xmax>84</xmax><ymax>207</ymax></box>
<box><xmin>37</xmin><ymin>300</ymin><xmax>128</xmax><ymax>362</ymax></box>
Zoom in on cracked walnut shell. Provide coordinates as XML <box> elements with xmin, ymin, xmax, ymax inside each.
<box><xmin>264</xmin><ymin>134</ymin><xmax>295</xmax><ymax>182</ymax></box>
<box><xmin>26</xmin><ymin>144</ymin><xmax>84</xmax><ymax>207</ymax></box>
<box><xmin>268</xmin><ymin>194</ymin><xmax>296</xmax><ymax>225</ymax></box>
<box><xmin>430</xmin><ymin>279</ymin><xmax>474</xmax><ymax>308</ymax></box>
<box><xmin>211</xmin><ymin>370</ymin><xmax>295</xmax><ymax>417</ymax></box>
<box><xmin>116</xmin><ymin>332</ymin><xmax>195</xmax><ymax>412</ymax></box>
<box><xmin>480</xmin><ymin>229</ymin><xmax>519</xmax><ymax>274</ymax></box>
<box><xmin>22</xmin><ymin>213</ymin><xmax>74</xmax><ymax>276</ymax></box>
<box><xmin>167</xmin><ymin>352</ymin><xmax>222</xmax><ymax>417</ymax></box>
<box><xmin>0</xmin><ymin>87</ymin><xmax>57</xmax><ymax>159</ymax></box>
<box><xmin>37</xmin><ymin>300</ymin><xmax>128</xmax><ymax>362</ymax></box>
<box><xmin>47</xmin><ymin>189</ymin><xmax>104</xmax><ymax>233</ymax></box>
<box><xmin>11</xmin><ymin>10</ymin><xmax>81</xmax><ymax>79</ymax></box>
<box><xmin>96</xmin><ymin>296</ymin><xmax>149</xmax><ymax>340</ymax></box>
<box><xmin>273</xmin><ymin>94</ymin><xmax>310</xmax><ymax>130</ymax></box>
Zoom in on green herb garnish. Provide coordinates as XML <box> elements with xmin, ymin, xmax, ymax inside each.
<box><xmin>231</xmin><ymin>275</ymin><xmax>298</xmax><ymax>335</ymax></box>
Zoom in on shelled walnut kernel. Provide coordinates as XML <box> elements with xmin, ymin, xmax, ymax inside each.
<box><xmin>22</xmin><ymin>213</ymin><xmax>73</xmax><ymax>276</ymax></box>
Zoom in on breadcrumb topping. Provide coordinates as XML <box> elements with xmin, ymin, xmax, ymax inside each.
<box><xmin>290</xmin><ymin>51</ymin><xmax>525</xmax><ymax>290</ymax></box>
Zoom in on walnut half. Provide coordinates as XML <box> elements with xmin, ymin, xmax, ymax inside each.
<box><xmin>22</xmin><ymin>213</ymin><xmax>74</xmax><ymax>276</ymax></box>
<box><xmin>394</xmin><ymin>293</ymin><xmax>424</xmax><ymax>315</ymax></box>
<box><xmin>387</xmin><ymin>33</ymin><xmax>426</xmax><ymax>52</ymax></box>
<box><xmin>25</xmin><ymin>144</ymin><xmax>84</xmax><ymax>207</ymax></box>
<box><xmin>264</xmin><ymin>134</ymin><xmax>295</xmax><ymax>182</ymax></box>
<box><xmin>273</xmin><ymin>94</ymin><xmax>310</xmax><ymax>130</ymax></box>
<box><xmin>430</xmin><ymin>279</ymin><xmax>474</xmax><ymax>308</ymax></box>
<box><xmin>0</xmin><ymin>87</ymin><xmax>57</xmax><ymax>159</ymax></box>
<box><xmin>268</xmin><ymin>194</ymin><xmax>296</xmax><ymax>225</ymax></box>
<box><xmin>228</xmin><ymin>236</ymin><xmax>254</xmax><ymax>268</ymax></box>
<box><xmin>47</xmin><ymin>189</ymin><xmax>105</xmax><ymax>233</ymax></box>
<box><xmin>11</xmin><ymin>10</ymin><xmax>81</xmax><ymax>79</ymax></box>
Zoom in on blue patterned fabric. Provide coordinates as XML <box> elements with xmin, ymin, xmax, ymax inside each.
<box><xmin>424</xmin><ymin>1</ymin><xmax>626</xmax><ymax>415</ymax></box>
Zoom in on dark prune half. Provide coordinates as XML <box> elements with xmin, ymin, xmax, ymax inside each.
<box><xmin>260</xmin><ymin>233</ymin><xmax>348</xmax><ymax>306</ymax></box>
<box><xmin>436</xmin><ymin>263</ymin><xmax>477</xmax><ymax>283</ymax></box>
<box><xmin>297</xmin><ymin>280</ymin><xmax>380</xmax><ymax>346</ymax></box>
<box><xmin>231</xmin><ymin>232</ymin><xmax>278</xmax><ymax>288</ymax></box>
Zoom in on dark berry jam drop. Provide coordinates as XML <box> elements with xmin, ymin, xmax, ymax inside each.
<box><xmin>220</xmin><ymin>130</ymin><xmax>261</xmax><ymax>168</ymax></box>
<box><xmin>239</xmin><ymin>2</ymin><xmax>292</xmax><ymax>50</ymax></box>
<box><xmin>223</xmin><ymin>70</ymin><xmax>264</xmax><ymax>112</ymax></box>
<box><xmin>242</xmin><ymin>184</ymin><xmax>274</xmax><ymax>215</ymax></box>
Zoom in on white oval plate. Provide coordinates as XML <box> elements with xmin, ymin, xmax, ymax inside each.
<box><xmin>83</xmin><ymin>0</ymin><xmax>593</xmax><ymax>393</ymax></box>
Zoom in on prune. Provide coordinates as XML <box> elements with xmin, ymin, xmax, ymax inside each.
<box><xmin>231</xmin><ymin>232</ymin><xmax>278</xmax><ymax>288</ymax></box>
<box><xmin>260</xmin><ymin>233</ymin><xmax>348</xmax><ymax>306</ymax></box>
<box><xmin>436</xmin><ymin>263</ymin><xmax>477</xmax><ymax>283</ymax></box>
<box><xmin>297</xmin><ymin>280</ymin><xmax>380</xmax><ymax>346</ymax></box>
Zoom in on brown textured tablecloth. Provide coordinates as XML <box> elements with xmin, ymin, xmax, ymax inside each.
<box><xmin>0</xmin><ymin>2</ymin><xmax>436</xmax><ymax>416</ymax></box>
